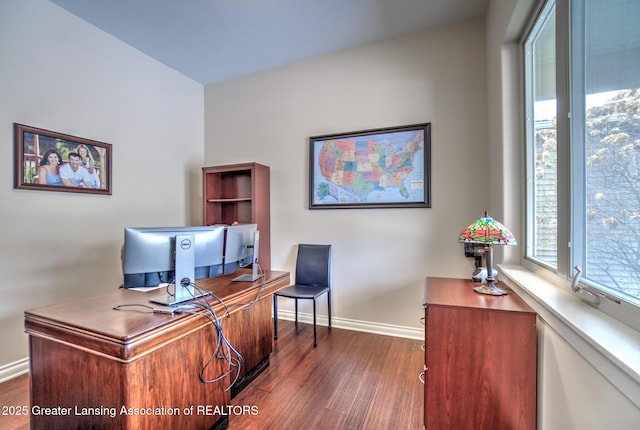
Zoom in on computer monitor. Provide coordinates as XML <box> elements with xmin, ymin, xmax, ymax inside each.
<box><xmin>123</xmin><ymin>225</ymin><xmax>225</xmax><ymax>305</ymax></box>
<box><xmin>223</xmin><ymin>224</ymin><xmax>262</xmax><ymax>282</ymax></box>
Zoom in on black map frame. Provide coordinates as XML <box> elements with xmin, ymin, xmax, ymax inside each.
<box><xmin>308</xmin><ymin>123</ymin><xmax>431</xmax><ymax>209</ymax></box>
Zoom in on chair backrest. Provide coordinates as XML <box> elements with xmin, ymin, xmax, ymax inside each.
<box><xmin>294</xmin><ymin>244</ymin><xmax>331</xmax><ymax>289</ymax></box>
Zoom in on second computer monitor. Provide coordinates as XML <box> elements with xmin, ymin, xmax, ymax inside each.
<box><xmin>224</xmin><ymin>224</ymin><xmax>261</xmax><ymax>281</ymax></box>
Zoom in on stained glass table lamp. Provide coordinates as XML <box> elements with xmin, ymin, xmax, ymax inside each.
<box><xmin>458</xmin><ymin>211</ymin><xmax>517</xmax><ymax>295</ymax></box>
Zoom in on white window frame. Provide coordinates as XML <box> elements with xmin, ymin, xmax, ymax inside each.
<box><xmin>523</xmin><ymin>0</ymin><xmax>640</xmax><ymax>332</ymax></box>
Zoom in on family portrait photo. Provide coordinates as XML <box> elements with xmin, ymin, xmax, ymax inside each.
<box><xmin>14</xmin><ymin>123</ymin><xmax>112</xmax><ymax>195</ymax></box>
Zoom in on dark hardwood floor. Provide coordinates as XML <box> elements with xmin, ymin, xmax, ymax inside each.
<box><xmin>0</xmin><ymin>372</ymin><xmax>29</xmax><ymax>430</ymax></box>
<box><xmin>0</xmin><ymin>320</ymin><xmax>424</xmax><ymax>430</ymax></box>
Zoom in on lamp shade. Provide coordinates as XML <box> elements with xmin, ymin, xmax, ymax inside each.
<box><xmin>458</xmin><ymin>212</ymin><xmax>517</xmax><ymax>245</ymax></box>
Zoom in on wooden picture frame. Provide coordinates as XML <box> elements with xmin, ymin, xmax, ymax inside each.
<box><xmin>14</xmin><ymin>123</ymin><xmax>112</xmax><ymax>195</ymax></box>
<box><xmin>309</xmin><ymin>123</ymin><xmax>431</xmax><ymax>209</ymax></box>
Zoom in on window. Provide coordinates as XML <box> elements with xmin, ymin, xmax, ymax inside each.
<box><xmin>524</xmin><ymin>0</ymin><xmax>640</xmax><ymax>326</ymax></box>
<box><xmin>524</xmin><ymin>1</ymin><xmax>557</xmax><ymax>268</ymax></box>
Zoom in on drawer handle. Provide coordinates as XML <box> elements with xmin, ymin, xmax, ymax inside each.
<box><xmin>418</xmin><ymin>371</ymin><xmax>425</xmax><ymax>384</ymax></box>
<box><xmin>421</xmin><ymin>344</ymin><xmax>425</xmax><ymax>352</ymax></box>
<box><xmin>420</xmin><ymin>317</ymin><xmax>425</xmax><ymax>325</ymax></box>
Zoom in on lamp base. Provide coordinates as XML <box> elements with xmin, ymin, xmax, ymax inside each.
<box><xmin>473</xmin><ymin>281</ymin><xmax>508</xmax><ymax>296</ymax></box>
<box><xmin>471</xmin><ymin>267</ymin><xmax>499</xmax><ymax>284</ymax></box>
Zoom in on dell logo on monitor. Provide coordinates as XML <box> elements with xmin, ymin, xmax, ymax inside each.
<box><xmin>179</xmin><ymin>238</ymin><xmax>192</xmax><ymax>250</ymax></box>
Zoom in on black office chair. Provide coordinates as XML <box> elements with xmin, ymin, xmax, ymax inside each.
<box><xmin>273</xmin><ymin>244</ymin><xmax>331</xmax><ymax>347</ymax></box>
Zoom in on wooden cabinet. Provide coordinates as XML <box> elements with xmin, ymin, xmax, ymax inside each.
<box><xmin>202</xmin><ymin>162</ymin><xmax>270</xmax><ymax>269</ymax></box>
<box><xmin>423</xmin><ymin>277</ymin><xmax>537</xmax><ymax>430</ymax></box>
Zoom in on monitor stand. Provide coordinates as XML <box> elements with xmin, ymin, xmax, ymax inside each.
<box><xmin>232</xmin><ymin>271</ymin><xmax>262</xmax><ymax>283</ymax></box>
<box><xmin>149</xmin><ymin>287</ymin><xmax>210</xmax><ymax>306</ymax></box>
<box><xmin>149</xmin><ymin>234</ymin><xmax>211</xmax><ymax>306</ymax></box>
<box><xmin>232</xmin><ymin>231</ymin><xmax>263</xmax><ymax>282</ymax></box>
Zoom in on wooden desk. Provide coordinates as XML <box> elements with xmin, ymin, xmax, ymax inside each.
<box><xmin>24</xmin><ymin>270</ymin><xmax>289</xmax><ymax>430</ymax></box>
<box><xmin>423</xmin><ymin>277</ymin><xmax>537</xmax><ymax>430</ymax></box>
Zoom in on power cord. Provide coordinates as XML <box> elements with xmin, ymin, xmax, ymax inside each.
<box><xmin>114</xmin><ymin>266</ymin><xmax>268</xmax><ymax>391</ymax></box>
<box><xmin>186</xmin><ymin>282</ymin><xmax>243</xmax><ymax>390</ymax></box>
<box><xmin>223</xmin><ymin>262</ymin><xmax>267</xmax><ymax>315</ymax></box>
<box><xmin>113</xmin><ymin>303</ymin><xmax>184</xmax><ymax>315</ymax></box>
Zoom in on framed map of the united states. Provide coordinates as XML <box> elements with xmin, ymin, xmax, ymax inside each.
<box><xmin>309</xmin><ymin>123</ymin><xmax>431</xmax><ymax>209</ymax></box>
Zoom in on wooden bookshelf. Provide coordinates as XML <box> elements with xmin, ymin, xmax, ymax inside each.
<box><xmin>202</xmin><ymin>162</ymin><xmax>270</xmax><ymax>269</ymax></box>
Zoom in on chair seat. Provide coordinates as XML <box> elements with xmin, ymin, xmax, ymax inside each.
<box><xmin>275</xmin><ymin>284</ymin><xmax>330</xmax><ymax>299</ymax></box>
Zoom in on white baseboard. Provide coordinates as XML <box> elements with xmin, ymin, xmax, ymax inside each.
<box><xmin>274</xmin><ymin>309</ymin><xmax>423</xmax><ymax>340</ymax></box>
<box><xmin>0</xmin><ymin>358</ymin><xmax>29</xmax><ymax>383</ymax></box>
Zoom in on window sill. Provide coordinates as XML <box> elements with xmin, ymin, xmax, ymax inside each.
<box><xmin>499</xmin><ymin>264</ymin><xmax>640</xmax><ymax>408</ymax></box>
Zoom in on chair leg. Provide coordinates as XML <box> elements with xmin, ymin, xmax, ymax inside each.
<box><xmin>294</xmin><ymin>299</ymin><xmax>298</xmax><ymax>325</ymax></box>
<box><xmin>273</xmin><ymin>294</ymin><xmax>278</xmax><ymax>340</ymax></box>
<box><xmin>327</xmin><ymin>290</ymin><xmax>332</xmax><ymax>330</ymax></box>
<box><xmin>313</xmin><ymin>298</ymin><xmax>317</xmax><ymax>347</ymax></box>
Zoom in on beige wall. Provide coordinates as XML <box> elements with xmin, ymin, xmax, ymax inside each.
<box><xmin>204</xmin><ymin>20</ymin><xmax>489</xmax><ymax>331</ymax></box>
<box><xmin>0</xmin><ymin>0</ymin><xmax>204</xmax><ymax>371</ymax></box>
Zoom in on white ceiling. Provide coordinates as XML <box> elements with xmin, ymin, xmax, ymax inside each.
<box><xmin>50</xmin><ymin>0</ymin><xmax>488</xmax><ymax>85</ymax></box>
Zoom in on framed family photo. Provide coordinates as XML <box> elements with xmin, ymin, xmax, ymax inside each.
<box><xmin>14</xmin><ymin>123</ymin><xmax>112</xmax><ymax>195</ymax></box>
<box><xmin>309</xmin><ymin>123</ymin><xmax>431</xmax><ymax>209</ymax></box>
